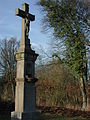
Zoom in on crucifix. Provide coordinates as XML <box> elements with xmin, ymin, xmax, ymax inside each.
<box><xmin>15</xmin><ymin>3</ymin><xmax>35</xmax><ymax>48</ymax></box>
<box><xmin>11</xmin><ymin>3</ymin><xmax>40</xmax><ymax>120</ymax></box>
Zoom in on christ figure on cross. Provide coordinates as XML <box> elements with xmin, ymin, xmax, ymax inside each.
<box><xmin>15</xmin><ymin>3</ymin><xmax>35</xmax><ymax>39</ymax></box>
<box><xmin>25</xmin><ymin>15</ymin><xmax>30</xmax><ymax>37</ymax></box>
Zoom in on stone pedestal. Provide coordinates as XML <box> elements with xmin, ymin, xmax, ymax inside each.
<box><xmin>11</xmin><ymin>49</ymin><xmax>39</xmax><ymax>120</ymax></box>
<box><xmin>15</xmin><ymin>81</ymin><xmax>36</xmax><ymax>112</ymax></box>
<box><xmin>11</xmin><ymin>81</ymin><xmax>41</xmax><ymax>120</ymax></box>
<box><xmin>11</xmin><ymin>52</ymin><xmax>40</xmax><ymax>120</ymax></box>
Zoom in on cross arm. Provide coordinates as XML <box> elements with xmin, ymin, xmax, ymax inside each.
<box><xmin>28</xmin><ymin>13</ymin><xmax>35</xmax><ymax>21</ymax></box>
<box><xmin>15</xmin><ymin>8</ymin><xmax>35</xmax><ymax>21</ymax></box>
<box><xmin>15</xmin><ymin>8</ymin><xmax>25</xmax><ymax>18</ymax></box>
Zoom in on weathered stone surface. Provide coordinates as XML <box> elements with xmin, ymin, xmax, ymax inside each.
<box><xmin>15</xmin><ymin>79</ymin><xmax>24</xmax><ymax>112</ymax></box>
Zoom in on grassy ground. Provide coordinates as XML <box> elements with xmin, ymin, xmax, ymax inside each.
<box><xmin>42</xmin><ymin>114</ymin><xmax>90</xmax><ymax>120</ymax></box>
<box><xmin>0</xmin><ymin>113</ymin><xmax>89</xmax><ymax>120</ymax></box>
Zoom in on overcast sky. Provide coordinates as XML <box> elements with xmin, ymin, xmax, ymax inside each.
<box><xmin>0</xmin><ymin>0</ymin><xmax>51</xmax><ymax>52</ymax></box>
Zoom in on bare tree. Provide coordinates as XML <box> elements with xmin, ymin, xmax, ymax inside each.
<box><xmin>0</xmin><ymin>38</ymin><xmax>19</xmax><ymax>102</ymax></box>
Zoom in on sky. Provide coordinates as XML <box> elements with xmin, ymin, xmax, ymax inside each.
<box><xmin>0</xmin><ymin>0</ymin><xmax>51</xmax><ymax>52</ymax></box>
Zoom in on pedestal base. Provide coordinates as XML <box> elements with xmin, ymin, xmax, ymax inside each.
<box><xmin>11</xmin><ymin>111</ymin><xmax>41</xmax><ymax>120</ymax></box>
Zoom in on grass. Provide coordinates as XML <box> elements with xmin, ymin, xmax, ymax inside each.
<box><xmin>42</xmin><ymin>114</ymin><xmax>90</xmax><ymax>120</ymax></box>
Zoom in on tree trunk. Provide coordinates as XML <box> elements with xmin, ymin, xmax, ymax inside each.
<box><xmin>11</xmin><ymin>83</ymin><xmax>15</xmax><ymax>102</ymax></box>
<box><xmin>80</xmin><ymin>77</ymin><xmax>87</xmax><ymax>111</ymax></box>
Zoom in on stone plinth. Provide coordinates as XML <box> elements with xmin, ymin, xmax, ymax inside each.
<box><xmin>11</xmin><ymin>80</ymin><xmax>41</xmax><ymax>120</ymax></box>
<box><xmin>14</xmin><ymin>80</ymin><xmax>36</xmax><ymax>112</ymax></box>
<box><xmin>11</xmin><ymin>111</ymin><xmax>40</xmax><ymax>120</ymax></box>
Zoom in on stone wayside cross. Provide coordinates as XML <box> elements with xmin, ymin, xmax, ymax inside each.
<box><xmin>11</xmin><ymin>3</ymin><xmax>40</xmax><ymax>120</ymax></box>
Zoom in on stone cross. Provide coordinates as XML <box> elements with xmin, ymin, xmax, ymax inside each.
<box><xmin>11</xmin><ymin>3</ymin><xmax>40</xmax><ymax>120</ymax></box>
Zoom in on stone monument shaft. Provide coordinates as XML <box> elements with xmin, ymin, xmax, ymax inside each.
<box><xmin>11</xmin><ymin>3</ymin><xmax>40</xmax><ymax>120</ymax></box>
